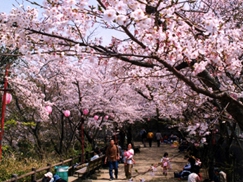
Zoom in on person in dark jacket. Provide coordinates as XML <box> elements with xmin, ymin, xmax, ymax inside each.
<box><xmin>53</xmin><ymin>174</ymin><xmax>67</xmax><ymax>182</ymax></box>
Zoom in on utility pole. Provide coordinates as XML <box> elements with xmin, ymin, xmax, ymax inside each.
<box><xmin>0</xmin><ymin>65</ymin><xmax>10</xmax><ymax>160</ymax></box>
<box><xmin>80</xmin><ymin>119</ymin><xmax>84</xmax><ymax>163</ymax></box>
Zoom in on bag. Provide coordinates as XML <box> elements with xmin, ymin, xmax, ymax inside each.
<box><xmin>147</xmin><ymin>132</ymin><xmax>153</xmax><ymax>139</ymax></box>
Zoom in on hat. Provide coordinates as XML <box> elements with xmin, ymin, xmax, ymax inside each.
<box><xmin>44</xmin><ymin>172</ymin><xmax>53</xmax><ymax>178</ymax></box>
<box><xmin>54</xmin><ymin>174</ymin><xmax>61</xmax><ymax>181</ymax></box>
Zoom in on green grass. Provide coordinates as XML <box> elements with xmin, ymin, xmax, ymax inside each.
<box><xmin>0</xmin><ymin>154</ymin><xmax>58</xmax><ymax>181</ymax></box>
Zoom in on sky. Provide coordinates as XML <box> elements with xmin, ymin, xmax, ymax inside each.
<box><xmin>0</xmin><ymin>0</ymin><xmax>127</xmax><ymax>45</ymax></box>
<box><xmin>0</xmin><ymin>0</ymin><xmax>17</xmax><ymax>13</ymax></box>
<box><xmin>0</xmin><ymin>0</ymin><xmax>43</xmax><ymax>13</ymax></box>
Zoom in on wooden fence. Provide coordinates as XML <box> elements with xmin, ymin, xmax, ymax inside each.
<box><xmin>3</xmin><ymin>155</ymin><xmax>82</xmax><ymax>182</ymax></box>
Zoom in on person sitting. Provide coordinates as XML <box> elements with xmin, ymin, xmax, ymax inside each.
<box><xmin>95</xmin><ymin>147</ymin><xmax>103</xmax><ymax>156</ymax></box>
<box><xmin>213</xmin><ymin>168</ymin><xmax>227</xmax><ymax>182</ymax></box>
<box><xmin>174</xmin><ymin>155</ymin><xmax>197</xmax><ymax>179</ymax></box>
<box><xmin>80</xmin><ymin>150</ymin><xmax>100</xmax><ymax>168</ymax></box>
<box><xmin>163</xmin><ymin>134</ymin><xmax>169</xmax><ymax>144</ymax></box>
<box><xmin>169</xmin><ymin>133</ymin><xmax>177</xmax><ymax>143</ymax></box>
<box><xmin>193</xmin><ymin>158</ymin><xmax>202</xmax><ymax>174</ymax></box>
<box><xmin>188</xmin><ymin>172</ymin><xmax>201</xmax><ymax>182</ymax></box>
<box><xmin>90</xmin><ymin>150</ymin><xmax>99</xmax><ymax>161</ymax></box>
<box><xmin>53</xmin><ymin>174</ymin><xmax>67</xmax><ymax>182</ymax></box>
<box><xmin>42</xmin><ymin>172</ymin><xmax>54</xmax><ymax>182</ymax></box>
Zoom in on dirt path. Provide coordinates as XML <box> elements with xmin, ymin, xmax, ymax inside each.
<box><xmin>69</xmin><ymin>141</ymin><xmax>197</xmax><ymax>182</ymax></box>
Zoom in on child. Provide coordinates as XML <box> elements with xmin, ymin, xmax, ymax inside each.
<box><xmin>124</xmin><ymin>150</ymin><xmax>136</xmax><ymax>164</ymax></box>
<box><xmin>148</xmin><ymin>164</ymin><xmax>157</xmax><ymax>176</ymax></box>
<box><xmin>160</xmin><ymin>152</ymin><xmax>171</xmax><ymax>176</ymax></box>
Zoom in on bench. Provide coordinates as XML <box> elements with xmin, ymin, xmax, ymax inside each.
<box><xmin>74</xmin><ymin>155</ymin><xmax>105</xmax><ymax>179</ymax></box>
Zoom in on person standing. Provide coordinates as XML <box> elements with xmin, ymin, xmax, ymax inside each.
<box><xmin>147</xmin><ymin>130</ymin><xmax>154</xmax><ymax>147</ymax></box>
<box><xmin>105</xmin><ymin>139</ymin><xmax>120</xmax><ymax>180</ymax></box>
<box><xmin>124</xmin><ymin>143</ymin><xmax>135</xmax><ymax>180</ymax></box>
<box><xmin>155</xmin><ymin>130</ymin><xmax>162</xmax><ymax>147</ymax></box>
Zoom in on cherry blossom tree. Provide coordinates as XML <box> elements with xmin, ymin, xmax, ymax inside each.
<box><xmin>1</xmin><ymin>0</ymin><xmax>241</xmax><ymax>128</ymax></box>
<box><xmin>1</xmin><ymin>0</ymin><xmax>243</xmax><ymax>179</ymax></box>
<box><xmin>3</xmin><ymin>50</ymin><xmax>150</xmax><ymax>157</ymax></box>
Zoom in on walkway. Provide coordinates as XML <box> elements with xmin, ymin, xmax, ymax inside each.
<box><xmin>68</xmin><ymin>141</ymin><xmax>199</xmax><ymax>182</ymax></box>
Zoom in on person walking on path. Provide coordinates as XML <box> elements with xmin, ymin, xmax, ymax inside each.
<box><xmin>160</xmin><ymin>152</ymin><xmax>171</xmax><ymax>176</ymax></box>
<box><xmin>147</xmin><ymin>130</ymin><xmax>154</xmax><ymax>147</ymax></box>
<box><xmin>104</xmin><ymin>139</ymin><xmax>120</xmax><ymax>181</ymax></box>
<box><xmin>124</xmin><ymin>143</ymin><xmax>135</xmax><ymax>180</ymax></box>
<box><xmin>155</xmin><ymin>130</ymin><xmax>162</xmax><ymax>147</ymax></box>
<box><xmin>140</xmin><ymin>128</ymin><xmax>147</xmax><ymax>147</ymax></box>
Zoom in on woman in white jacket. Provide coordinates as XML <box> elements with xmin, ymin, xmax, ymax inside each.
<box><xmin>124</xmin><ymin>143</ymin><xmax>135</xmax><ymax>180</ymax></box>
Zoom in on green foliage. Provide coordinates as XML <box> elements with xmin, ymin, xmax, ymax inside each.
<box><xmin>85</xmin><ymin>142</ymin><xmax>93</xmax><ymax>160</ymax></box>
<box><xmin>17</xmin><ymin>139</ymin><xmax>36</xmax><ymax>158</ymax></box>
<box><xmin>4</xmin><ymin>120</ymin><xmax>36</xmax><ymax>134</ymax></box>
<box><xmin>0</xmin><ymin>152</ymin><xmax>59</xmax><ymax>181</ymax></box>
<box><xmin>2</xmin><ymin>145</ymin><xmax>12</xmax><ymax>155</ymax></box>
<box><xmin>0</xmin><ymin>154</ymin><xmax>39</xmax><ymax>181</ymax></box>
<box><xmin>4</xmin><ymin>119</ymin><xmax>17</xmax><ymax>130</ymax></box>
<box><xmin>22</xmin><ymin>121</ymin><xmax>36</xmax><ymax>127</ymax></box>
<box><xmin>85</xmin><ymin>142</ymin><xmax>92</xmax><ymax>153</ymax></box>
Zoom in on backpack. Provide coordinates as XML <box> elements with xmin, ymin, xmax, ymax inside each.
<box><xmin>147</xmin><ymin>132</ymin><xmax>153</xmax><ymax>139</ymax></box>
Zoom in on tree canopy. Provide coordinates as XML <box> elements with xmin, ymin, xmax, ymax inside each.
<box><xmin>0</xmin><ymin>0</ymin><xmax>243</xmax><ymax>158</ymax></box>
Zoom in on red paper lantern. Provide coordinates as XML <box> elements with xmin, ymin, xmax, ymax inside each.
<box><xmin>63</xmin><ymin>110</ymin><xmax>70</xmax><ymax>117</ymax></box>
<box><xmin>5</xmin><ymin>93</ymin><xmax>12</xmax><ymax>104</ymax></box>
<box><xmin>94</xmin><ymin>115</ymin><xmax>99</xmax><ymax>120</ymax></box>
<box><xmin>45</xmin><ymin>106</ymin><xmax>52</xmax><ymax>114</ymax></box>
<box><xmin>83</xmin><ymin>109</ymin><xmax>89</xmax><ymax>115</ymax></box>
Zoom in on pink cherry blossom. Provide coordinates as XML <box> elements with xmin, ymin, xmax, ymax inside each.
<box><xmin>104</xmin><ymin>9</ymin><xmax>117</xmax><ymax>22</ymax></box>
<box><xmin>130</xmin><ymin>9</ymin><xmax>145</xmax><ymax>21</ymax></box>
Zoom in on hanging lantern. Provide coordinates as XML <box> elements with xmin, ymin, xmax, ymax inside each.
<box><xmin>63</xmin><ymin>110</ymin><xmax>71</xmax><ymax>117</ymax></box>
<box><xmin>5</xmin><ymin>93</ymin><xmax>12</xmax><ymax>104</ymax></box>
<box><xmin>105</xmin><ymin>115</ymin><xmax>109</xmax><ymax>120</ymax></box>
<box><xmin>83</xmin><ymin>108</ymin><xmax>89</xmax><ymax>116</ymax></box>
<box><xmin>94</xmin><ymin>115</ymin><xmax>99</xmax><ymax>120</ymax></box>
<box><xmin>45</xmin><ymin>106</ymin><xmax>52</xmax><ymax>114</ymax></box>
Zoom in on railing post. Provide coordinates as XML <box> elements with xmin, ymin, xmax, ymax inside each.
<box><xmin>11</xmin><ymin>174</ymin><xmax>18</xmax><ymax>182</ymax></box>
<box><xmin>31</xmin><ymin>168</ymin><xmax>36</xmax><ymax>182</ymax></box>
<box><xmin>47</xmin><ymin>163</ymin><xmax>52</xmax><ymax>172</ymax></box>
<box><xmin>79</xmin><ymin>153</ymin><xmax>82</xmax><ymax>164</ymax></box>
<box><xmin>69</xmin><ymin>157</ymin><xmax>74</xmax><ymax>176</ymax></box>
